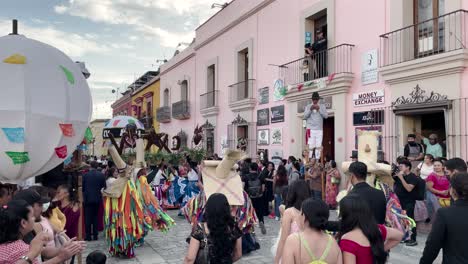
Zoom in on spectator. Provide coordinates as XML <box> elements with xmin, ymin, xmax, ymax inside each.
<box><xmin>417</xmin><ymin>154</ymin><xmax>435</xmax><ymax>180</ymax></box>
<box><xmin>311</xmin><ymin>28</ymin><xmax>328</xmax><ymax>78</ymax></box>
<box><xmin>273</xmin><ymin>165</ymin><xmax>288</xmax><ymax>221</ymax></box>
<box><xmin>105</xmin><ymin>167</ymin><xmax>117</xmax><ymax>186</ymax></box>
<box><xmin>289</xmin><ymin>161</ymin><xmax>301</xmax><ymax>186</ymax></box>
<box><xmin>286</xmin><ymin>156</ymin><xmax>296</xmax><ymax>178</ymax></box>
<box><xmin>306</xmin><ymin>158</ymin><xmax>323</xmax><ymax>200</ymax></box>
<box><xmin>184</xmin><ymin>193</ymin><xmax>242</xmax><ymax>264</ymax></box>
<box><xmin>350</xmin><ymin>152</ymin><xmax>358</xmax><ymax>162</ymax></box>
<box><xmin>417</xmin><ymin>132</ymin><xmax>444</xmax><ymax>158</ymax></box>
<box><xmin>245</xmin><ymin>162</ymin><xmax>267</xmax><ymax>234</ymax></box>
<box><xmin>86</xmin><ymin>250</ymin><xmax>107</xmax><ymax>264</ymax></box>
<box><xmin>394</xmin><ymin>160</ymin><xmax>419</xmax><ymax>246</ymax></box>
<box><xmin>261</xmin><ymin>162</ymin><xmax>275</xmax><ymax>219</ymax></box>
<box><xmin>274</xmin><ymin>180</ymin><xmax>310</xmax><ymax>264</ymax></box>
<box><xmin>82</xmin><ymin>161</ymin><xmax>106</xmax><ymax>241</ymax></box>
<box><xmin>339</xmin><ymin>195</ymin><xmax>403</xmax><ymax>264</ymax></box>
<box><xmin>445</xmin><ymin>157</ymin><xmax>467</xmax><ymax>177</ymax></box>
<box><xmin>426</xmin><ymin>159</ymin><xmax>450</xmax><ymax>209</ymax></box>
<box><xmin>282</xmin><ymin>199</ymin><xmax>342</xmax><ymax>263</ymax></box>
<box><xmin>404</xmin><ymin>134</ymin><xmax>425</xmax><ymax>172</ymax></box>
<box><xmin>55</xmin><ymin>185</ymin><xmax>81</xmax><ymax>240</ymax></box>
<box><xmin>0</xmin><ymin>200</ymin><xmax>81</xmax><ymax>264</ymax></box>
<box><xmin>325</xmin><ymin>160</ymin><xmax>341</xmax><ymax>209</ymax></box>
<box><xmin>420</xmin><ymin>172</ymin><xmax>468</xmax><ymax>264</ymax></box>
<box><xmin>0</xmin><ymin>183</ymin><xmax>12</xmax><ymax>206</ymax></box>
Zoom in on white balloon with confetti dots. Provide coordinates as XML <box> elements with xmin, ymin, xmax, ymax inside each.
<box><xmin>0</xmin><ymin>31</ymin><xmax>92</xmax><ymax>183</ymax></box>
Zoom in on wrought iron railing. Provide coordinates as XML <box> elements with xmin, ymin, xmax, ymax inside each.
<box><xmin>200</xmin><ymin>90</ymin><xmax>219</xmax><ymax>109</ymax></box>
<box><xmin>380</xmin><ymin>10</ymin><xmax>468</xmax><ymax>67</ymax></box>
<box><xmin>139</xmin><ymin>116</ymin><xmax>153</xmax><ymax>130</ymax></box>
<box><xmin>172</xmin><ymin>100</ymin><xmax>190</xmax><ymax>120</ymax></box>
<box><xmin>228</xmin><ymin>79</ymin><xmax>255</xmax><ymax>103</ymax></box>
<box><xmin>279</xmin><ymin>44</ymin><xmax>354</xmax><ymax>86</ymax></box>
<box><xmin>156</xmin><ymin>106</ymin><xmax>171</xmax><ymax>123</ymax></box>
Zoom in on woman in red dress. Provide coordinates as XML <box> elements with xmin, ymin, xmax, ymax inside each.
<box><xmin>338</xmin><ymin>195</ymin><xmax>403</xmax><ymax>264</ymax></box>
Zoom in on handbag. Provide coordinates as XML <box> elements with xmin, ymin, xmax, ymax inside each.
<box><xmin>438</xmin><ymin>198</ymin><xmax>451</xmax><ymax>207</ymax></box>
<box><xmin>195</xmin><ymin>224</ymin><xmax>210</xmax><ymax>264</ymax></box>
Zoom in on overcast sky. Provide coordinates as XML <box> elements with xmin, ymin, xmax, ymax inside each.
<box><xmin>0</xmin><ymin>0</ymin><xmax>225</xmax><ymax>119</ymax></box>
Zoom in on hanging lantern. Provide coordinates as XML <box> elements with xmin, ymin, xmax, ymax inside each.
<box><xmin>0</xmin><ymin>20</ymin><xmax>92</xmax><ymax>183</ymax></box>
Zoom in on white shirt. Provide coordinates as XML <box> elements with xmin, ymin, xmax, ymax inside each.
<box><xmin>151</xmin><ymin>170</ymin><xmax>165</xmax><ymax>185</ymax></box>
<box><xmin>187</xmin><ymin>169</ymin><xmax>199</xmax><ymax>181</ymax></box>
<box><xmin>418</xmin><ymin>162</ymin><xmax>434</xmax><ymax>180</ymax></box>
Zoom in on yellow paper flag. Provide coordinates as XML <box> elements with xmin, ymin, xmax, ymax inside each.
<box><xmin>3</xmin><ymin>54</ymin><xmax>26</xmax><ymax>64</ymax></box>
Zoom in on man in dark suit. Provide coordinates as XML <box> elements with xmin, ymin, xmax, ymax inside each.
<box><xmin>82</xmin><ymin>161</ymin><xmax>106</xmax><ymax>241</ymax></box>
<box><xmin>347</xmin><ymin>161</ymin><xmax>387</xmax><ymax>224</ymax></box>
<box><xmin>420</xmin><ymin>172</ymin><xmax>468</xmax><ymax>264</ymax></box>
<box><xmin>326</xmin><ymin>162</ymin><xmax>387</xmax><ymax>231</ymax></box>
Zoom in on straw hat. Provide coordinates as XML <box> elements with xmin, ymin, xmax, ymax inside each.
<box><xmin>201</xmin><ymin>149</ymin><xmax>247</xmax><ymax>205</ymax></box>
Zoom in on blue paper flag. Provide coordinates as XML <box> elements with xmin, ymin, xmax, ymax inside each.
<box><xmin>2</xmin><ymin>127</ymin><xmax>24</xmax><ymax>143</ymax></box>
<box><xmin>64</xmin><ymin>155</ymin><xmax>72</xmax><ymax>165</ymax></box>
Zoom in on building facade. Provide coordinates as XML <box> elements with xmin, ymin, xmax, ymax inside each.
<box><xmin>159</xmin><ymin>0</ymin><xmax>468</xmax><ymax>166</ymax></box>
<box><xmin>130</xmin><ymin>71</ymin><xmax>161</xmax><ymax>132</ymax></box>
<box><xmin>111</xmin><ymin>90</ymin><xmax>132</xmax><ymax>117</ymax></box>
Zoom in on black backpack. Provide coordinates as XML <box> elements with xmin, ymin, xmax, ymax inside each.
<box><xmin>247</xmin><ymin>174</ymin><xmax>263</xmax><ymax>198</ymax></box>
<box><xmin>413</xmin><ymin>176</ymin><xmax>426</xmax><ymax>201</ymax></box>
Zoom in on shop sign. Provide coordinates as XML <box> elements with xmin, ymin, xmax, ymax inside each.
<box><xmin>258</xmin><ymin>87</ymin><xmax>269</xmax><ymax>104</ymax></box>
<box><xmin>353</xmin><ymin>110</ymin><xmax>385</xmax><ymax>126</ymax></box>
<box><xmin>271</xmin><ymin>149</ymin><xmax>284</xmax><ymax>167</ymax></box>
<box><xmin>297</xmin><ymin>96</ymin><xmax>332</xmax><ymax>113</ymax></box>
<box><xmin>257</xmin><ymin>108</ymin><xmax>269</xmax><ymax>126</ymax></box>
<box><xmin>361</xmin><ymin>49</ymin><xmax>378</xmax><ymax>85</ymax></box>
<box><xmin>257</xmin><ymin>129</ymin><xmax>269</xmax><ymax>145</ymax></box>
<box><xmin>353</xmin><ymin>90</ymin><xmax>385</xmax><ymax>107</ymax></box>
<box><xmin>271</xmin><ymin>105</ymin><xmax>285</xmax><ymax>123</ymax></box>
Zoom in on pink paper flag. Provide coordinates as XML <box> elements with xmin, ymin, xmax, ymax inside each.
<box><xmin>59</xmin><ymin>124</ymin><xmax>74</xmax><ymax>137</ymax></box>
<box><xmin>55</xmin><ymin>145</ymin><xmax>68</xmax><ymax>159</ymax></box>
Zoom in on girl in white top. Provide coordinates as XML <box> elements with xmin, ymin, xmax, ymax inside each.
<box><xmin>417</xmin><ymin>154</ymin><xmax>435</xmax><ymax>180</ymax></box>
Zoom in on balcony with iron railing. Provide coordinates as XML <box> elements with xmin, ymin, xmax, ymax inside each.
<box><xmin>280</xmin><ymin>44</ymin><xmax>354</xmax><ymax>87</ymax></box>
<box><xmin>172</xmin><ymin>100</ymin><xmax>190</xmax><ymax>120</ymax></box>
<box><xmin>380</xmin><ymin>10</ymin><xmax>468</xmax><ymax>68</ymax></box>
<box><xmin>228</xmin><ymin>79</ymin><xmax>256</xmax><ymax>111</ymax></box>
<box><xmin>156</xmin><ymin>106</ymin><xmax>171</xmax><ymax>123</ymax></box>
<box><xmin>200</xmin><ymin>90</ymin><xmax>219</xmax><ymax>117</ymax></box>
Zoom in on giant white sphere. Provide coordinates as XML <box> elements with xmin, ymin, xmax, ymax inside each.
<box><xmin>0</xmin><ymin>34</ymin><xmax>92</xmax><ymax>183</ymax></box>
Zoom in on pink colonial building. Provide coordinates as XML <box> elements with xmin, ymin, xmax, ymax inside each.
<box><xmin>159</xmin><ymin>0</ymin><xmax>468</xmax><ymax>166</ymax></box>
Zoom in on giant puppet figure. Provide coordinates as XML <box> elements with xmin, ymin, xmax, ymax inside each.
<box><xmin>340</xmin><ymin>129</ymin><xmax>414</xmax><ymax>241</ymax></box>
<box><xmin>102</xmin><ymin>137</ymin><xmax>174</xmax><ymax>258</ymax></box>
<box><xmin>304</xmin><ymin>92</ymin><xmax>328</xmax><ymax>160</ymax></box>
<box><xmin>182</xmin><ymin>149</ymin><xmax>259</xmax><ymax>234</ymax></box>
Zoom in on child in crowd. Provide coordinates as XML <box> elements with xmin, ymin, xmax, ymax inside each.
<box><xmin>86</xmin><ymin>250</ymin><xmax>107</xmax><ymax>264</ymax></box>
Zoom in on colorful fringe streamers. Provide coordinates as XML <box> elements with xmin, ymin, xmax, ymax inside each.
<box><xmin>104</xmin><ymin>174</ymin><xmax>174</xmax><ymax>258</ymax></box>
<box><xmin>376</xmin><ymin>180</ymin><xmax>414</xmax><ymax>241</ymax></box>
<box><xmin>182</xmin><ymin>191</ymin><xmax>258</xmax><ymax>234</ymax></box>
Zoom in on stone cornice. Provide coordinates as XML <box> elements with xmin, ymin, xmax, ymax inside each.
<box><xmin>228</xmin><ymin>98</ymin><xmax>257</xmax><ymax>112</ymax></box>
<box><xmin>380</xmin><ymin>49</ymin><xmax>468</xmax><ymax>85</ymax></box>
<box><xmin>285</xmin><ymin>73</ymin><xmax>354</xmax><ymax>103</ymax></box>
<box><xmin>194</xmin><ymin>0</ymin><xmax>275</xmax><ymax>50</ymax></box>
<box><xmin>200</xmin><ymin>106</ymin><xmax>220</xmax><ymax>118</ymax></box>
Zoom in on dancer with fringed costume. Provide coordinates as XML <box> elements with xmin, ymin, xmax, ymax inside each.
<box><xmin>102</xmin><ymin>138</ymin><xmax>174</xmax><ymax>258</ymax></box>
<box><xmin>181</xmin><ymin>150</ymin><xmax>260</xmax><ymax>254</ymax></box>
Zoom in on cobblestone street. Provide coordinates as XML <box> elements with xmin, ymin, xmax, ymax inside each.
<box><xmin>82</xmin><ymin>210</ymin><xmax>441</xmax><ymax>263</ymax></box>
